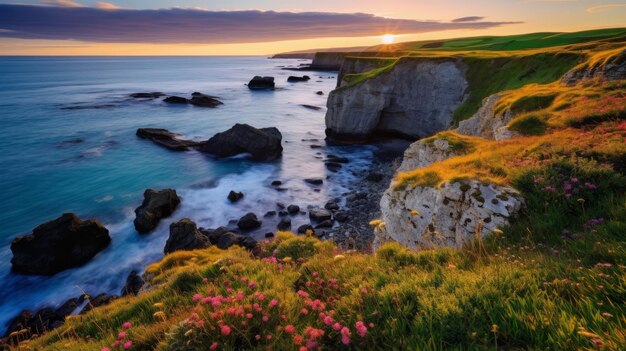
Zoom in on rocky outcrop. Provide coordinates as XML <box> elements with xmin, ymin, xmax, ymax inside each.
<box><xmin>121</xmin><ymin>270</ymin><xmax>144</xmax><ymax>296</ymax></box>
<box><xmin>164</xmin><ymin>218</ymin><xmax>211</xmax><ymax>254</ymax></box>
<box><xmin>237</xmin><ymin>213</ymin><xmax>262</xmax><ymax>230</ymax></box>
<box><xmin>310</xmin><ymin>52</ymin><xmax>349</xmax><ymax>70</ymax></box>
<box><xmin>200</xmin><ymin>227</ymin><xmax>257</xmax><ymax>250</ymax></box>
<box><xmin>397</xmin><ymin>137</ymin><xmax>463</xmax><ymax>173</ymax></box>
<box><xmin>198</xmin><ymin>124</ymin><xmax>283</xmax><ymax>161</ymax></box>
<box><xmin>325</xmin><ymin>58</ymin><xmax>468</xmax><ymax>142</ymax></box>
<box><xmin>248</xmin><ymin>76</ymin><xmax>275</xmax><ymax>90</ymax></box>
<box><xmin>189</xmin><ymin>92</ymin><xmax>223</xmax><ymax>107</ymax></box>
<box><xmin>136</xmin><ymin>128</ymin><xmax>201</xmax><ymax>151</ymax></box>
<box><xmin>10</xmin><ymin>213</ymin><xmax>111</xmax><ymax>275</ymax></box>
<box><xmin>456</xmin><ymin>95</ymin><xmax>518</xmax><ymax>141</ymax></box>
<box><xmin>379</xmin><ymin>180</ymin><xmax>524</xmax><ymax>249</ymax></box>
<box><xmin>134</xmin><ymin>189</ymin><xmax>181</xmax><ymax>234</ymax></box>
<box><xmin>561</xmin><ymin>48</ymin><xmax>626</xmax><ymax>85</ymax></box>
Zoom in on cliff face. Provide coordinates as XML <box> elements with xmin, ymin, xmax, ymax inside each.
<box><xmin>325</xmin><ymin>58</ymin><xmax>468</xmax><ymax>142</ymax></box>
<box><xmin>455</xmin><ymin>94</ymin><xmax>518</xmax><ymax>140</ymax></box>
<box><xmin>310</xmin><ymin>52</ymin><xmax>349</xmax><ymax>70</ymax></box>
<box><xmin>561</xmin><ymin>48</ymin><xmax>626</xmax><ymax>84</ymax></box>
<box><xmin>377</xmin><ymin>136</ymin><xmax>524</xmax><ymax>249</ymax></box>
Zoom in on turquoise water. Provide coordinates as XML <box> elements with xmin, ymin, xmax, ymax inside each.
<box><xmin>0</xmin><ymin>56</ymin><xmax>375</xmax><ymax>331</ymax></box>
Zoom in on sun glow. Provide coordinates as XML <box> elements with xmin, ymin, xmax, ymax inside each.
<box><xmin>381</xmin><ymin>34</ymin><xmax>395</xmax><ymax>44</ymax></box>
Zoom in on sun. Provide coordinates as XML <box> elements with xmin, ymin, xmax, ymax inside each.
<box><xmin>381</xmin><ymin>34</ymin><xmax>395</xmax><ymax>44</ymax></box>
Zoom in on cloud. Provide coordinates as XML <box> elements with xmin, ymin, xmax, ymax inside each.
<box><xmin>451</xmin><ymin>16</ymin><xmax>485</xmax><ymax>23</ymax></box>
<box><xmin>586</xmin><ymin>4</ymin><xmax>626</xmax><ymax>13</ymax></box>
<box><xmin>0</xmin><ymin>4</ymin><xmax>520</xmax><ymax>44</ymax></box>
<box><xmin>96</xmin><ymin>2</ymin><xmax>120</xmax><ymax>10</ymax></box>
<box><xmin>41</xmin><ymin>0</ymin><xmax>83</xmax><ymax>7</ymax></box>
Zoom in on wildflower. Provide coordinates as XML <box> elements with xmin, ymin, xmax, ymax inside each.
<box><xmin>355</xmin><ymin>321</ymin><xmax>368</xmax><ymax>337</ymax></box>
<box><xmin>360</xmin><ymin>287</ymin><xmax>368</xmax><ymax>294</ymax></box>
<box><xmin>323</xmin><ymin>316</ymin><xmax>334</xmax><ymax>326</ymax></box>
<box><xmin>408</xmin><ymin>209</ymin><xmax>421</xmax><ymax>216</ymax></box>
<box><xmin>262</xmin><ymin>316</ymin><xmax>269</xmax><ymax>322</ymax></box>
<box><xmin>299</xmin><ymin>347</ymin><xmax>308</xmax><ymax>351</ymax></box>
<box><xmin>255</xmin><ymin>335</ymin><xmax>261</xmax><ymax>341</ymax></box>
<box><xmin>246</xmin><ymin>313</ymin><xmax>253</xmax><ymax>319</ymax></box>
<box><xmin>123</xmin><ymin>341</ymin><xmax>132</xmax><ymax>349</ymax></box>
<box><xmin>591</xmin><ymin>338</ymin><xmax>604</xmax><ymax>348</ymax></box>
<box><xmin>333</xmin><ymin>255</ymin><xmax>345</xmax><ymax>261</ymax></box>
<box><xmin>285</xmin><ymin>325</ymin><xmax>296</xmax><ymax>334</ymax></box>
<box><xmin>122</xmin><ymin>321</ymin><xmax>132</xmax><ymax>329</ymax></box>
<box><xmin>332</xmin><ymin>323</ymin><xmax>342</xmax><ymax>331</ymax></box>
<box><xmin>300</xmin><ymin>308</ymin><xmax>309</xmax><ymax>315</ymax></box>
<box><xmin>220</xmin><ymin>325</ymin><xmax>231</xmax><ymax>336</ymax></box>
<box><xmin>293</xmin><ymin>334</ymin><xmax>304</xmax><ymax>345</ymax></box>
<box><xmin>491</xmin><ymin>324</ymin><xmax>498</xmax><ymax>333</ymax></box>
<box><xmin>192</xmin><ymin>294</ymin><xmax>202</xmax><ymax>302</ymax></box>
<box><xmin>297</xmin><ymin>290</ymin><xmax>309</xmax><ymax>298</ymax></box>
<box><xmin>153</xmin><ymin>302</ymin><xmax>163</xmax><ymax>309</ymax></box>
<box><xmin>269</xmin><ymin>299</ymin><xmax>278</xmax><ymax>307</ymax></box>
<box><xmin>101</xmin><ymin>348</ymin><xmax>111</xmax><ymax>351</ymax></box>
<box><xmin>118</xmin><ymin>332</ymin><xmax>127</xmax><ymax>339</ymax></box>
<box><xmin>248</xmin><ymin>282</ymin><xmax>257</xmax><ymax>289</ymax></box>
<box><xmin>210</xmin><ymin>342</ymin><xmax>218</xmax><ymax>350</ymax></box>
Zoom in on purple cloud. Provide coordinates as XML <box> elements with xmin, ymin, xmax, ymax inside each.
<box><xmin>452</xmin><ymin>16</ymin><xmax>485</xmax><ymax>23</ymax></box>
<box><xmin>0</xmin><ymin>4</ymin><xmax>519</xmax><ymax>44</ymax></box>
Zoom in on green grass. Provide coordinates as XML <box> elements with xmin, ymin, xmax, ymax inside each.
<box><xmin>508</xmin><ymin>113</ymin><xmax>549</xmax><ymax>135</ymax></box>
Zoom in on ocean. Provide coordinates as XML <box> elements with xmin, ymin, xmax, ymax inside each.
<box><xmin>0</xmin><ymin>56</ymin><xmax>376</xmax><ymax>332</ymax></box>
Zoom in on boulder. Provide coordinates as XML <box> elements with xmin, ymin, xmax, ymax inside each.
<box><xmin>163</xmin><ymin>96</ymin><xmax>188</xmax><ymax>104</ymax></box>
<box><xmin>10</xmin><ymin>213</ymin><xmax>111</xmax><ymax>275</ymax></box>
<box><xmin>129</xmin><ymin>92</ymin><xmax>164</xmax><ymax>99</ymax></box>
<box><xmin>237</xmin><ymin>212</ymin><xmax>262</xmax><ymax>230</ymax></box>
<box><xmin>201</xmin><ymin>227</ymin><xmax>257</xmax><ymax>250</ymax></box>
<box><xmin>315</xmin><ymin>220</ymin><xmax>333</xmax><ymax>228</ymax></box>
<box><xmin>288</xmin><ymin>75</ymin><xmax>311</xmax><ymax>82</ymax></box>
<box><xmin>82</xmin><ymin>293</ymin><xmax>118</xmax><ymax>313</ymax></box>
<box><xmin>189</xmin><ymin>92</ymin><xmax>223</xmax><ymax>108</ymax></box>
<box><xmin>277</xmin><ymin>218</ymin><xmax>292</xmax><ymax>231</ymax></box>
<box><xmin>264</xmin><ymin>211</ymin><xmax>277</xmax><ymax>217</ymax></box>
<box><xmin>309</xmin><ymin>208</ymin><xmax>332</xmax><ymax>222</ymax></box>
<box><xmin>287</xmin><ymin>204</ymin><xmax>300</xmax><ymax>214</ymax></box>
<box><xmin>366</xmin><ymin>172</ymin><xmax>383</xmax><ymax>182</ymax></box>
<box><xmin>305</xmin><ymin>178</ymin><xmax>323</xmax><ymax>186</ymax></box>
<box><xmin>325</xmin><ymin>162</ymin><xmax>342</xmax><ymax>172</ymax></box>
<box><xmin>228</xmin><ymin>191</ymin><xmax>244</xmax><ymax>202</ymax></box>
<box><xmin>2</xmin><ymin>307</ymin><xmax>68</xmax><ymax>343</ymax></box>
<box><xmin>271</xmin><ymin>180</ymin><xmax>282</xmax><ymax>186</ymax></box>
<box><xmin>198</xmin><ymin>123</ymin><xmax>283</xmax><ymax>161</ymax></box>
<box><xmin>316</xmin><ymin>91</ymin><xmax>324</xmax><ymax>95</ymax></box>
<box><xmin>334</xmin><ymin>211</ymin><xmax>350</xmax><ymax>222</ymax></box>
<box><xmin>324</xmin><ymin>201</ymin><xmax>339</xmax><ymax>211</ymax></box>
<box><xmin>297</xmin><ymin>224</ymin><xmax>314</xmax><ymax>235</ymax></box>
<box><xmin>136</xmin><ymin>128</ymin><xmax>201</xmax><ymax>151</ymax></box>
<box><xmin>134</xmin><ymin>189</ymin><xmax>181</xmax><ymax>234</ymax></box>
<box><xmin>248</xmin><ymin>76</ymin><xmax>275</xmax><ymax>90</ymax></box>
<box><xmin>164</xmin><ymin>218</ymin><xmax>211</xmax><ymax>254</ymax></box>
<box><xmin>121</xmin><ymin>270</ymin><xmax>144</xmax><ymax>296</ymax></box>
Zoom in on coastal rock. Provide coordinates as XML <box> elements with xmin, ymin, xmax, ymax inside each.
<box><xmin>325</xmin><ymin>162</ymin><xmax>342</xmax><ymax>172</ymax></box>
<box><xmin>121</xmin><ymin>270</ymin><xmax>144</xmax><ymax>296</ymax></box>
<box><xmin>237</xmin><ymin>212</ymin><xmax>262</xmax><ymax>230</ymax></box>
<box><xmin>379</xmin><ymin>180</ymin><xmax>524</xmax><ymax>249</ymax></box>
<box><xmin>316</xmin><ymin>91</ymin><xmax>324</xmax><ymax>95</ymax></box>
<box><xmin>228</xmin><ymin>191</ymin><xmax>244</xmax><ymax>202</ymax></box>
<box><xmin>288</xmin><ymin>75</ymin><xmax>311</xmax><ymax>82</ymax></box>
<box><xmin>297</xmin><ymin>224</ymin><xmax>314</xmax><ymax>234</ymax></box>
<box><xmin>301</xmin><ymin>104</ymin><xmax>322</xmax><ymax>110</ymax></box>
<box><xmin>325</xmin><ymin>58</ymin><xmax>468</xmax><ymax>142</ymax></box>
<box><xmin>163</xmin><ymin>95</ymin><xmax>188</xmax><ymax>104</ymax></box>
<box><xmin>456</xmin><ymin>94</ymin><xmax>518</xmax><ymax>141</ymax></box>
<box><xmin>136</xmin><ymin>128</ymin><xmax>201</xmax><ymax>151</ymax></box>
<box><xmin>164</xmin><ymin>218</ymin><xmax>210</xmax><ymax>254</ymax></box>
<box><xmin>309</xmin><ymin>208</ymin><xmax>332</xmax><ymax>222</ymax></box>
<box><xmin>10</xmin><ymin>213</ymin><xmax>111</xmax><ymax>275</ymax></box>
<box><xmin>366</xmin><ymin>172</ymin><xmax>383</xmax><ymax>182</ymax></box>
<box><xmin>248</xmin><ymin>76</ymin><xmax>275</xmax><ymax>90</ymax></box>
<box><xmin>324</xmin><ymin>200</ymin><xmax>339</xmax><ymax>211</ymax></box>
<box><xmin>2</xmin><ymin>307</ymin><xmax>67</xmax><ymax>343</ymax></box>
<box><xmin>397</xmin><ymin>137</ymin><xmax>464</xmax><ymax>173</ymax></box>
<box><xmin>315</xmin><ymin>219</ymin><xmax>333</xmax><ymax>228</ymax></box>
<box><xmin>287</xmin><ymin>204</ymin><xmax>300</xmax><ymax>214</ymax></box>
<box><xmin>277</xmin><ymin>218</ymin><xmax>292</xmax><ymax>231</ymax></box>
<box><xmin>198</xmin><ymin>123</ymin><xmax>283</xmax><ymax>161</ymax></box>
<box><xmin>189</xmin><ymin>92</ymin><xmax>223</xmax><ymax>108</ymax></box>
<box><xmin>201</xmin><ymin>227</ymin><xmax>257</xmax><ymax>250</ymax></box>
<box><xmin>82</xmin><ymin>293</ymin><xmax>118</xmax><ymax>313</ymax></box>
<box><xmin>129</xmin><ymin>92</ymin><xmax>165</xmax><ymax>99</ymax></box>
<box><xmin>133</xmin><ymin>189</ymin><xmax>181</xmax><ymax>234</ymax></box>
<box><xmin>305</xmin><ymin>178</ymin><xmax>323</xmax><ymax>186</ymax></box>
<box><xmin>561</xmin><ymin>48</ymin><xmax>626</xmax><ymax>85</ymax></box>
<box><xmin>264</xmin><ymin>211</ymin><xmax>277</xmax><ymax>217</ymax></box>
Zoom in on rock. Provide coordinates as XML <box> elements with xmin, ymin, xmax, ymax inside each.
<box><xmin>10</xmin><ymin>213</ymin><xmax>111</xmax><ymax>275</ymax></box>
<box><xmin>379</xmin><ymin>180</ymin><xmax>524</xmax><ymax>249</ymax></box>
<box><xmin>315</xmin><ymin>219</ymin><xmax>333</xmax><ymax>228</ymax></box>
<box><xmin>456</xmin><ymin>95</ymin><xmax>518</xmax><ymax>141</ymax></box>
<box><xmin>164</xmin><ymin>218</ymin><xmax>210</xmax><ymax>254</ymax></box>
<box><xmin>325</xmin><ymin>162</ymin><xmax>342</xmax><ymax>172</ymax></box>
<box><xmin>305</xmin><ymin>178</ymin><xmax>323</xmax><ymax>186</ymax></box>
<box><xmin>271</xmin><ymin>180</ymin><xmax>282</xmax><ymax>186</ymax></box>
<box><xmin>561</xmin><ymin>48</ymin><xmax>626</xmax><ymax>85</ymax></box>
<box><xmin>129</xmin><ymin>92</ymin><xmax>164</xmax><ymax>99</ymax></box>
<box><xmin>265</xmin><ymin>232</ymin><xmax>275</xmax><ymax>238</ymax></box>
<box><xmin>334</xmin><ymin>211</ymin><xmax>350</xmax><ymax>222</ymax></box>
<box><xmin>55</xmin><ymin>296</ymin><xmax>86</xmax><ymax>317</ymax></box>
<box><xmin>248</xmin><ymin>76</ymin><xmax>275</xmax><ymax>90</ymax></box>
<box><xmin>276</xmin><ymin>202</ymin><xmax>286</xmax><ymax>209</ymax></box>
<box><xmin>366</xmin><ymin>172</ymin><xmax>383</xmax><ymax>182</ymax></box>
<box><xmin>163</xmin><ymin>95</ymin><xmax>188</xmax><ymax>104</ymax></box>
<box><xmin>202</xmin><ymin>227</ymin><xmax>257</xmax><ymax>250</ymax></box>
<box><xmin>134</xmin><ymin>189</ymin><xmax>181</xmax><ymax>234</ymax></box>
<box><xmin>121</xmin><ymin>270</ymin><xmax>144</xmax><ymax>296</ymax></box>
<box><xmin>237</xmin><ymin>213</ymin><xmax>262</xmax><ymax>230</ymax></box>
<box><xmin>301</xmin><ymin>104</ymin><xmax>322</xmax><ymax>110</ymax></box>
<box><xmin>189</xmin><ymin>92</ymin><xmax>223</xmax><ymax>108</ymax></box>
<box><xmin>396</xmin><ymin>137</ymin><xmax>465</xmax><ymax>173</ymax></box>
<box><xmin>277</xmin><ymin>218</ymin><xmax>292</xmax><ymax>231</ymax></box>
<box><xmin>288</xmin><ymin>75</ymin><xmax>311</xmax><ymax>82</ymax></box>
<box><xmin>82</xmin><ymin>293</ymin><xmax>118</xmax><ymax>313</ymax></box>
<box><xmin>136</xmin><ymin>128</ymin><xmax>201</xmax><ymax>151</ymax></box>
<box><xmin>309</xmin><ymin>208</ymin><xmax>332</xmax><ymax>222</ymax></box>
<box><xmin>287</xmin><ymin>204</ymin><xmax>300</xmax><ymax>214</ymax></box>
<box><xmin>264</xmin><ymin>211</ymin><xmax>277</xmax><ymax>217</ymax></box>
<box><xmin>327</xmin><ymin>155</ymin><xmax>349</xmax><ymax>163</ymax></box>
<box><xmin>325</xmin><ymin>58</ymin><xmax>467</xmax><ymax>142</ymax></box>
<box><xmin>324</xmin><ymin>201</ymin><xmax>339</xmax><ymax>211</ymax></box>
<box><xmin>228</xmin><ymin>191</ymin><xmax>244</xmax><ymax>202</ymax></box>
<box><xmin>3</xmin><ymin>308</ymin><xmax>66</xmax><ymax>342</ymax></box>
<box><xmin>198</xmin><ymin>124</ymin><xmax>283</xmax><ymax>161</ymax></box>
<box><xmin>297</xmin><ymin>224</ymin><xmax>314</xmax><ymax>234</ymax></box>
<box><xmin>316</xmin><ymin>91</ymin><xmax>324</xmax><ymax>95</ymax></box>
<box><xmin>278</xmin><ymin>210</ymin><xmax>289</xmax><ymax>216</ymax></box>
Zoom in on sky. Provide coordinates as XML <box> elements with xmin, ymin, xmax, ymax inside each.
<box><xmin>0</xmin><ymin>0</ymin><xmax>624</xmax><ymax>55</ymax></box>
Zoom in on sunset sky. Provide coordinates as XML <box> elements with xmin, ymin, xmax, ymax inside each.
<box><xmin>0</xmin><ymin>0</ymin><xmax>625</xmax><ymax>55</ymax></box>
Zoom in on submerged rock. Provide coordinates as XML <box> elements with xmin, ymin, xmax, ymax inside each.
<box><xmin>10</xmin><ymin>213</ymin><xmax>111</xmax><ymax>275</ymax></box>
<box><xmin>248</xmin><ymin>76</ymin><xmax>275</xmax><ymax>90</ymax></box>
<box><xmin>136</xmin><ymin>128</ymin><xmax>201</xmax><ymax>151</ymax></box>
<box><xmin>288</xmin><ymin>75</ymin><xmax>311</xmax><ymax>82</ymax></box>
<box><xmin>163</xmin><ymin>95</ymin><xmax>188</xmax><ymax>104</ymax></box>
<box><xmin>305</xmin><ymin>178</ymin><xmax>323</xmax><ymax>186</ymax></box>
<box><xmin>189</xmin><ymin>92</ymin><xmax>223</xmax><ymax>108</ymax></box>
<box><xmin>228</xmin><ymin>190</ymin><xmax>244</xmax><ymax>202</ymax></box>
<box><xmin>198</xmin><ymin>123</ymin><xmax>283</xmax><ymax>161</ymax></box>
<box><xmin>134</xmin><ymin>189</ymin><xmax>181</xmax><ymax>234</ymax></box>
<box><xmin>164</xmin><ymin>218</ymin><xmax>211</xmax><ymax>254</ymax></box>
<box><xmin>301</xmin><ymin>104</ymin><xmax>322</xmax><ymax>110</ymax></box>
<box><xmin>129</xmin><ymin>92</ymin><xmax>165</xmax><ymax>99</ymax></box>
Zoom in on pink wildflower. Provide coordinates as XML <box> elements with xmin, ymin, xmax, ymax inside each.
<box><xmin>101</xmin><ymin>348</ymin><xmax>111</xmax><ymax>351</ymax></box>
<box><xmin>285</xmin><ymin>325</ymin><xmax>296</xmax><ymax>334</ymax></box>
<box><xmin>355</xmin><ymin>321</ymin><xmax>368</xmax><ymax>337</ymax></box>
<box><xmin>122</xmin><ymin>321</ymin><xmax>132</xmax><ymax>329</ymax></box>
<box><xmin>323</xmin><ymin>316</ymin><xmax>334</xmax><ymax>326</ymax></box>
<box><xmin>269</xmin><ymin>299</ymin><xmax>278</xmax><ymax>307</ymax></box>
<box><xmin>221</xmin><ymin>325</ymin><xmax>231</xmax><ymax>336</ymax></box>
<box><xmin>332</xmin><ymin>322</ymin><xmax>342</xmax><ymax>331</ymax></box>
<box><xmin>123</xmin><ymin>341</ymin><xmax>132</xmax><ymax>349</ymax></box>
<box><xmin>210</xmin><ymin>342</ymin><xmax>218</xmax><ymax>350</ymax></box>
<box><xmin>192</xmin><ymin>293</ymin><xmax>202</xmax><ymax>302</ymax></box>
<box><xmin>117</xmin><ymin>331</ymin><xmax>127</xmax><ymax>339</ymax></box>
<box><xmin>262</xmin><ymin>315</ymin><xmax>269</xmax><ymax>322</ymax></box>
<box><xmin>297</xmin><ymin>290</ymin><xmax>309</xmax><ymax>298</ymax></box>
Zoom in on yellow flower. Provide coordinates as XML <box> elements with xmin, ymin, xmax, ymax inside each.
<box><xmin>283</xmin><ymin>257</ymin><xmax>293</xmax><ymax>263</ymax></box>
<box><xmin>333</xmin><ymin>255</ymin><xmax>346</xmax><ymax>261</ymax></box>
<box><xmin>491</xmin><ymin>324</ymin><xmax>498</xmax><ymax>333</ymax></box>
<box><xmin>492</xmin><ymin>228</ymin><xmax>504</xmax><ymax>237</ymax></box>
<box><xmin>408</xmin><ymin>209</ymin><xmax>421</xmax><ymax>216</ymax></box>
